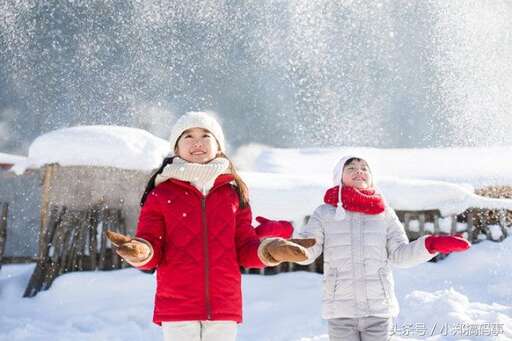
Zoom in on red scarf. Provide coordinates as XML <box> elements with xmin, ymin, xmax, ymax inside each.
<box><xmin>324</xmin><ymin>186</ymin><xmax>385</xmax><ymax>215</ymax></box>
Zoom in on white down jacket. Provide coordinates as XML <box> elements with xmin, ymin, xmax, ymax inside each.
<box><xmin>297</xmin><ymin>204</ymin><xmax>436</xmax><ymax>319</ymax></box>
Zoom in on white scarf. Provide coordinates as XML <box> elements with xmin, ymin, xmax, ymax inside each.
<box><xmin>155</xmin><ymin>157</ymin><xmax>230</xmax><ymax>195</ymax></box>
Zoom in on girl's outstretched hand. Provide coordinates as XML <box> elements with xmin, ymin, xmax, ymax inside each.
<box><xmin>424</xmin><ymin>234</ymin><xmax>471</xmax><ymax>254</ymax></box>
<box><xmin>106</xmin><ymin>230</ymin><xmax>152</xmax><ymax>264</ymax></box>
<box><xmin>262</xmin><ymin>238</ymin><xmax>316</xmax><ymax>264</ymax></box>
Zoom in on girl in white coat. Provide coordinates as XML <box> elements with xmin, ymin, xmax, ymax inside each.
<box><xmin>297</xmin><ymin>155</ymin><xmax>470</xmax><ymax>341</ymax></box>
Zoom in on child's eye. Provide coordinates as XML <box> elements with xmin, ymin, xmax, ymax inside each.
<box><xmin>203</xmin><ymin>134</ymin><xmax>211</xmax><ymax>138</ymax></box>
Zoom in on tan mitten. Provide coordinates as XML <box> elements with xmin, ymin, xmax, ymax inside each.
<box><xmin>263</xmin><ymin>238</ymin><xmax>316</xmax><ymax>263</ymax></box>
<box><xmin>106</xmin><ymin>230</ymin><xmax>152</xmax><ymax>264</ymax></box>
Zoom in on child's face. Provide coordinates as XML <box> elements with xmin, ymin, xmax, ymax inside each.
<box><xmin>176</xmin><ymin>128</ymin><xmax>219</xmax><ymax>164</ymax></box>
<box><xmin>342</xmin><ymin>159</ymin><xmax>372</xmax><ymax>189</ymax></box>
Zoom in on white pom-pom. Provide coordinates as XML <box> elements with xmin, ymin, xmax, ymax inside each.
<box><xmin>335</xmin><ymin>205</ymin><xmax>346</xmax><ymax>221</ymax></box>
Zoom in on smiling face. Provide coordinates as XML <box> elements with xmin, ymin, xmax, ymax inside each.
<box><xmin>342</xmin><ymin>158</ymin><xmax>372</xmax><ymax>189</ymax></box>
<box><xmin>175</xmin><ymin>127</ymin><xmax>219</xmax><ymax>164</ymax></box>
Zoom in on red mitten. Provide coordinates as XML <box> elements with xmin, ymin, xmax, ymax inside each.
<box><xmin>424</xmin><ymin>235</ymin><xmax>471</xmax><ymax>254</ymax></box>
<box><xmin>254</xmin><ymin>216</ymin><xmax>293</xmax><ymax>239</ymax></box>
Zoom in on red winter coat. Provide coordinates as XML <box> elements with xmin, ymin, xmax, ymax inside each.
<box><xmin>135</xmin><ymin>174</ymin><xmax>265</xmax><ymax>325</ymax></box>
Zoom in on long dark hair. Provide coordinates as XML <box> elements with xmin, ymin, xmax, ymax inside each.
<box><xmin>139</xmin><ymin>153</ymin><xmax>249</xmax><ymax>208</ymax></box>
<box><xmin>219</xmin><ymin>151</ymin><xmax>249</xmax><ymax>209</ymax></box>
<box><xmin>140</xmin><ymin>156</ymin><xmax>175</xmax><ymax>207</ymax></box>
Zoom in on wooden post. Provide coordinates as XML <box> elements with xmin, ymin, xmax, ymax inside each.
<box><xmin>98</xmin><ymin>207</ymin><xmax>108</xmax><ymax>270</ymax></box>
<box><xmin>0</xmin><ymin>202</ymin><xmax>8</xmax><ymax>270</ymax></box>
<box><xmin>450</xmin><ymin>215</ymin><xmax>457</xmax><ymax>235</ymax></box>
<box><xmin>38</xmin><ymin>164</ymin><xmax>57</xmax><ymax>259</ymax></box>
<box><xmin>60</xmin><ymin>210</ymin><xmax>77</xmax><ymax>273</ymax></box>
<box><xmin>110</xmin><ymin>209</ymin><xmax>121</xmax><ymax>270</ymax></box>
<box><xmin>466</xmin><ymin>211</ymin><xmax>474</xmax><ymax>242</ymax></box>
<box><xmin>99</xmin><ymin>207</ymin><xmax>120</xmax><ymax>270</ymax></box>
<box><xmin>403</xmin><ymin>212</ymin><xmax>411</xmax><ymax>231</ymax></box>
<box><xmin>24</xmin><ymin>205</ymin><xmax>65</xmax><ymax>297</ymax></box>
<box><xmin>434</xmin><ymin>213</ymin><xmax>441</xmax><ymax>234</ymax></box>
<box><xmin>43</xmin><ymin>208</ymin><xmax>74</xmax><ymax>290</ymax></box>
<box><xmin>66</xmin><ymin>210</ymin><xmax>82</xmax><ymax>272</ymax></box>
<box><xmin>88</xmin><ymin>205</ymin><xmax>99</xmax><ymax>271</ymax></box>
<box><xmin>419</xmin><ymin>213</ymin><xmax>426</xmax><ymax>236</ymax></box>
<box><xmin>498</xmin><ymin>209</ymin><xmax>508</xmax><ymax>240</ymax></box>
<box><xmin>73</xmin><ymin>209</ymin><xmax>89</xmax><ymax>271</ymax></box>
<box><xmin>118</xmin><ymin>209</ymin><xmax>128</xmax><ymax>269</ymax></box>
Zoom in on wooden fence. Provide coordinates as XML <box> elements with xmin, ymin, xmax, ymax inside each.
<box><xmin>1</xmin><ymin>202</ymin><xmax>509</xmax><ymax>296</ymax></box>
<box><xmin>23</xmin><ymin>204</ymin><xmax>128</xmax><ymax>297</ymax></box>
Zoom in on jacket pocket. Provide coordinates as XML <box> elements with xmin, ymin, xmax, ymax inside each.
<box><xmin>378</xmin><ymin>267</ymin><xmax>391</xmax><ymax>304</ymax></box>
<box><xmin>323</xmin><ymin>266</ymin><xmax>337</xmax><ymax>301</ymax></box>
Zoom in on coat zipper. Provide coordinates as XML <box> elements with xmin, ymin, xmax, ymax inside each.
<box><xmin>201</xmin><ymin>196</ymin><xmax>212</xmax><ymax>320</ymax></box>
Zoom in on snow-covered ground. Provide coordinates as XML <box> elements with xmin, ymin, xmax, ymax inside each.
<box><xmin>1</xmin><ymin>237</ymin><xmax>511</xmax><ymax>340</ymax></box>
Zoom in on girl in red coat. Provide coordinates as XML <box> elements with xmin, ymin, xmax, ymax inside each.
<box><xmin>107</xmin><ymin>111</ymin><xmax>313</xmax><ymax>341</ymax></box>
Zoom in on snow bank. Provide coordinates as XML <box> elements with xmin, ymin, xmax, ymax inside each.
<box><xmin>26</xmin><ymin>125</ymin><xmax>170</xmax><ymax>172</ymax></box>
<box><xmin>244</xmin><ymin>171</ymin><xmax>512</xmax><ymax>219</ymax></box>
<box><xmin>234</xmin><ymin>144</ymin><xmax>512</xmax><ymax>187</ymax></box>
<box><xmin>378</xmin><ymin>177</ymin><xmax>512</xmax><ymax>216</ymax></box>
<box><xmin>393</xmin><ymin>237</ymin><xmax>512</xmax><ymax>340</ymax></box>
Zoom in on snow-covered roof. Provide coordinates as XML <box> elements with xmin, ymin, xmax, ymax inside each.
<box><xmin>0</xmin><ymin>152</ymin><xmax>28</xmax><ymax>174</ymax></box>
<box><xmin>0</xmin><ymin>152</ymin><xmax>26</xmax><ymax>166</ymax></box>
<box><xmin>26</xmin><ymin>125</ymin><xmax>170</xmax><ymax>173</ymax></box>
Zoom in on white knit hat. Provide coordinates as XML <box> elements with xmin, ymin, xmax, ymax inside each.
<box><xmin>332</xmin><ymin>155</ymin><xmax>374</xmax><ymax>220</ymax></box>
<box><xmin>168</xmin><ymin>111</ymin><xmax>226</xmax><ymax>155</ymax></box>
